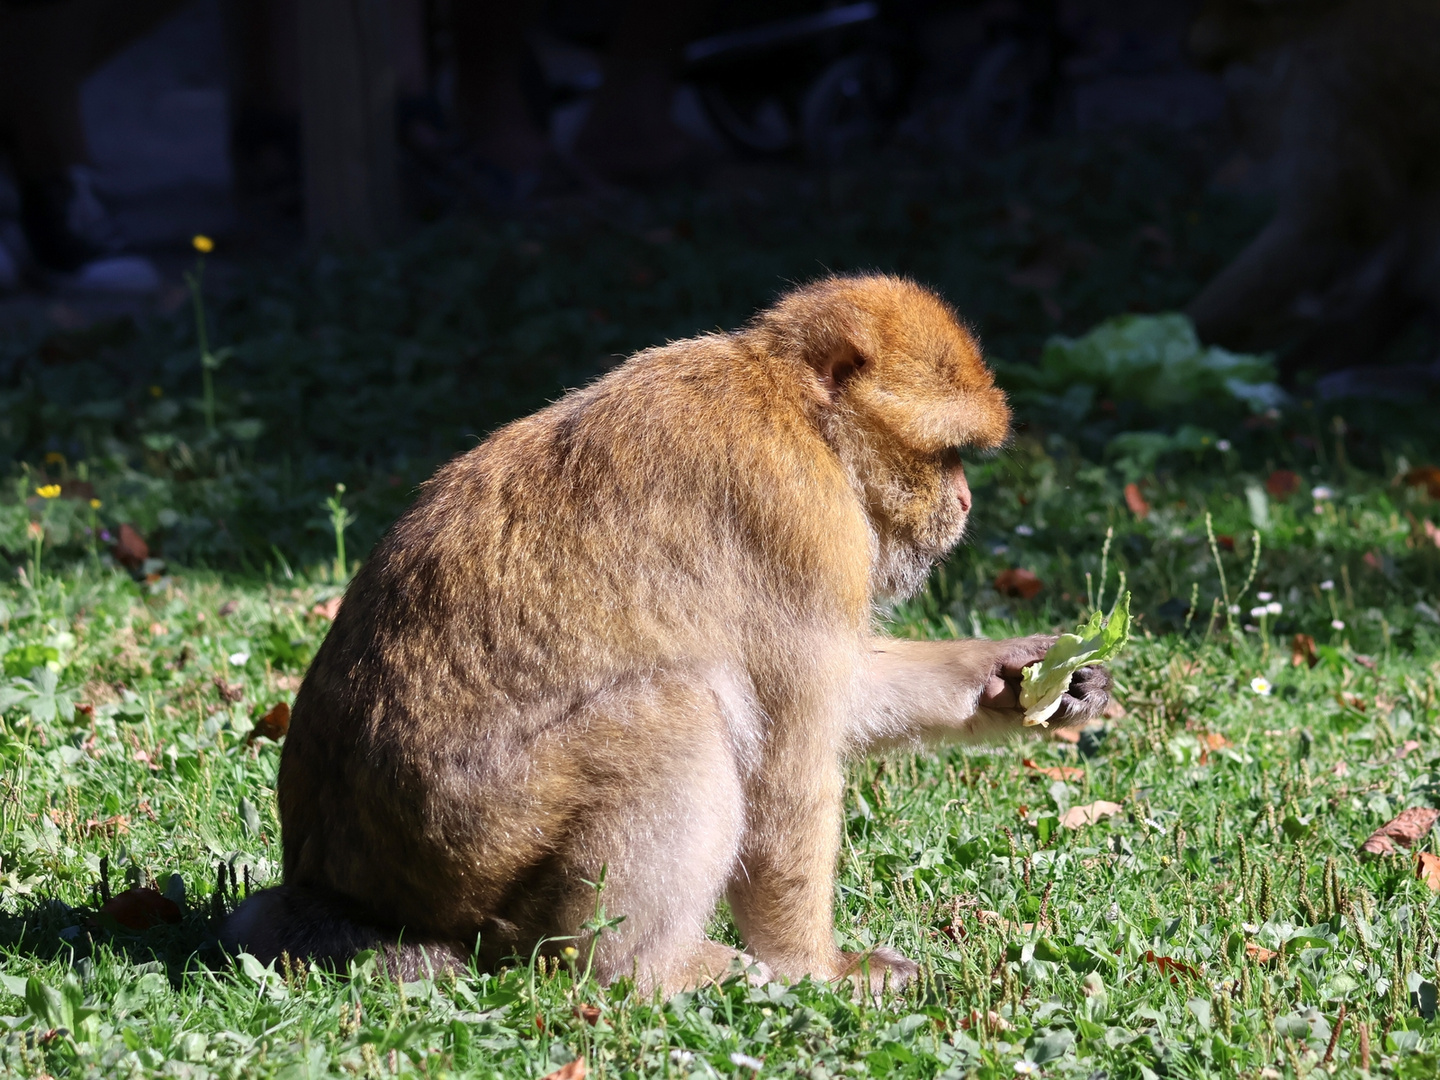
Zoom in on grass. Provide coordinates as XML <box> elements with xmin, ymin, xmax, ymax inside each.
<box><xmin>0</xmin><ymin>126</ymin><xmax>1439</xmax><ymax>1076</ymax></box>
<box><xmin>0</xmin><ymin>444</ymin><xmax>1437</xmax><ymax>1077</ymax></box>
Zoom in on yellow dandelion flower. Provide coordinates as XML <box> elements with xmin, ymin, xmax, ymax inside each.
<box><xmin>89</xmin><ymin>498</ymin><xmax>102</xmax><ymax>509</ymax></box>
<box><xmin>149</xmin><ymin>385</ymin><xmax>163</xmax><ymax>398</ymax></box>
<box><xmin>35</xmin><ymin>484</ymin><xmax>61</xmax><ymax>499</ymax></box>
<box><xmin>192</xmin><ymin>234</ymin><xmax>214</xmax><ymax>254</ymax></box>
<box><xmin>44</xmin><ymin>451</ymin><xmax>65</xmax><ymax>465</ymax></box>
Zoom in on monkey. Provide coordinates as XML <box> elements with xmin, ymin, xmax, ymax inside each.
<box><xmin>1185</xmin><ymin>0</ymin><xmax>1440</xmax><ymax>378</ymax></box>
<box><xmin>222</xmin><ymin>274</ymin><xmax>1112</xmax><ymax>994</ymax></box>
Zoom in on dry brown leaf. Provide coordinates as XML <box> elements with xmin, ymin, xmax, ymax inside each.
<box><xmin>959</xmin><ymin>1008</ymin><xmax>1012</xmax><ymax>1032</ymax></box>
<box><xmin>1142</xmin><ymin>950</ymin><xmax>1202</xmax><ymax>983</ymax></box>
<box><xmin>1360</xmin><ymin>807</ymin><xmax>1440</xmax><ymax>856</ymax></box>
<box><xmin>1291</xmin><ymin>633</ymin><xmax>1319</xmax><ymax>668</ymax></box>
<box><xmin>1417</xmin><ymin>852</ymin><xmax>1440</xmax><ymax>892</ymax></box>
<box><xmin>213</xmin><ymin>677</ymin><xmax>245</xmax><ymax>704</ymax></box>
<box><xmin>1266</xmin><ymin>469</ymin><xmax>1301</xmax><ymax>498</ymax></box>
<box><xmin>994</xmin><ymin>568</ymin><xmax>1043</xmax><ymax>600</ymax></box>
<box><xmin>1023</xmin><ymin>758</ymin><xmax>1085</xmax><ymax>782</ymax></box>
<box><xmin>1245</xmin><ymin>941</ymin><xmax>1278</xmax><ymax>963</ymax></box>
<box><xmin>1050</xmin><ymin>727</ymin><xmax>1081</xmax><ymax>744</ymax></box>
<box><xmin>98</xmin><ymin>887</ymin><xmax>181</xmax><ymax>931</ymax></box>
<box><xmin>573</xmin><ymin>1004</ymin><xmax>601</xmax><ymax>1025</ymax></box>
<box><xmin>311</xmin><ymin>596</ymin><xmax>342</xmax><ymax>621</ymax></box>
<box><xmin>1124</xmin><ymin>482</ymin><xmax>1151</xmax><ymax>518</ymax></box>
<box><xmin>1403</xmin><ymin>465</ymin><xmax>1440</xmax><ymax>499</ymax></box>
<box><xmin>82</xmin><ymin>814</ymin><xmax>129</xmax><ymax>837</ymax></box>
<box><xmin>114</xmin><ymin>523</ymin><xmax>149</xmax><ymax>571</ymax></box>
<box><xmin>1060</xmin><ymin>800</ymin><xmax>1123</xmax><ymax>829</ymax></box>
<box><xmin>1397</xmin><ymin>739</ymin><xmax>1422</xmax><ymax>759</ymax></box>
<box><xmin>1332</xmin><ymin>760</ymin><xmax>1350</xmax><ymax>777</ymax></box>
<box><xmin>1201</xmin><ymin>732</ymin><xmax>1232</xmax><ymax>751</ymax></box>
<box><xmin>542</xmin><ymin>1059</ymin><xmax>587</xmax><ymax>1080</ymax></box>
<box><xmin>247</xmin><ymin>701</ymin><xmax>291</xmax><ymax>745</ymax></box>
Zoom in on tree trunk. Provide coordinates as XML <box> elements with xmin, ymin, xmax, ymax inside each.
<box><xmin>297</xmin><ymin>0</ymin><xmax>397</xmax><ymax>246</ymax></box>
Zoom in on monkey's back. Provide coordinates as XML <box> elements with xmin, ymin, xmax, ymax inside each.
<box><xmin>276</xmin><ymin>337</ymin><xmax>873</xmax><ymax>937</ymax></box>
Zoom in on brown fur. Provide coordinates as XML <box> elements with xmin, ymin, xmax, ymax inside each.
<box><xmin>1186</xmin><ymin>0</ymin><xmax>1440</xmax><ymax>375</ymax></box>
<box><xmin>222</xmin><ymin>274</ymin><xmax>1110</xmax><ymax>993</ymax></box>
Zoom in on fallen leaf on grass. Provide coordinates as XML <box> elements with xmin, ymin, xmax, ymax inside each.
<box><xmin>1361</xmin><ymin>807</ymin><xmax>1440</xmax><ymax>856</ymax></box>
<box><xmin>1023</xmin><ymin>759</ymin><xmax>1084</xmax><ymax>782</ymax></box>
<box><xmin>98</xmin><ymin>887</ymin><xmax>181</xmax><ymax>931</ymax></box>
<box><xmin>1418</xmin><ymin>852</ymin><xmax>1440</xmax><ymax>892</ymax></box>
<box><xmin>1124</xmin><ymin>482</ymin><xmax>1151</xmax><ymax>518</ymax></box>
<box><xmin>1060</xmin><ymin>800</ymin><xmax>1123</xmax><ymax>829</ymax></box>
<box><xmin>1403</xmin><ymin>465</ymin><xmax>1440</xmax><ymax>499</ymax></box>
<box><xmin>1266</xmin><ymin>470</ymin><xmax>1301</xmax><ymax>498</ymax></box>
<box><xmin>959</xmin><ymin>1008</ymin><xmax>1012</xmax><ymax>1033</ymax></box>
<box><xmin>311</xmin><ymin>596</ymin><xmax>343</xmax><ymax>621</ymax></box>
<box><xmin>1338</xmin><ymin>691</ymin><xmax>1367</xmax><ymax>712</ymax></box>
<box><xmin>212</xmin><ymin>677</ymin><xmax>244</xmax><ymax>704</ymax></box>
<box><xmin>1142</xmin><ymin>950</ymin><xmax>1201</xmax><ymax>983</ymax></box>
<box><xmin>1050</xmin><ymin>727</ymin><xmax>1081</xmax><ymax>744</ymax></box>
<box><xmin>1291</xmin><ymin>634</ymin><xmax>1319</xmax><ymax>668</ymax></box>
<box><xmin>1197</xmin><ymin>731</ymin><xmax>1232</xmax><ymax>765</ymax></box>
<box><xmin>542</xmin><ymin>1059</ymin><xmax>587</xmax><ymax>1080</ymax></box>
<box><xmin>1352</xmin><ymin>654</ymin><xmax>1377</xmax><ymax>670</ymax></box>
<box><xmin>1332</xmin><ymin>760</ymin><xmax>1350</xmax><ymax>777</ymax></box>
<box><xmin>994</xmin><ymin>568</ymin><xmax>1043</xmax><ymax>600</ymax></box>
<box><xmin>1245</xmin><ymin>942</ymin><xmax>1278</xmax><ymax>963</ymax></box>
<box><xmin>1397</xmin><ymin>740</ymin><xmax>1421</xmax><ymax>759</ymax></box>
<box><xmin>247</xmin><ymin>702</ymin><xmax>290</xmax><ymax>745</ymax></box>
<box><xmin>83</xmin><ymin>814</ymin><xmax>129</xmax><ymax>837</ymax></box>
<box><xmin>113</xmin><ymin>523</ymin><xmax>149</xmax><ymax>571</ymax></box>
<box><xmin>573</xmin><ymin>1004</ymin><xmax>601</xmax><ymax>1025</ymax></box>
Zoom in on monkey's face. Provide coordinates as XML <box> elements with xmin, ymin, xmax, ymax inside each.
<box><xmin>770</xmin><ymin>276</ymin><xmax>1012</xmax><ymax>598</ymax></box>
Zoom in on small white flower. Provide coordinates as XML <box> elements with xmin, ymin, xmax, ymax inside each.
<box><xmin>1332</xmin><ymin>619</ymin><xmax>1346</xmax><ymax>630</ymax></box>
<box><xmin>1250</xmin><ymin>676</ymin><xmax>1272</xmax><ymax>696</ymax></box>
<box><xmin>1242</xmin><ymin>922</ymin><xmax>1260</xmax><ymax>935</ymax></box>
<box><xmin>1311</xmin><ymin>485</ymin><xmax>1333</xmax><ymax>500</ymax></box>
<box><xmin>228</xmin><ymin>651</ymin><xmax>250</xmax><ymax>666</ymax></box>
<box><xmin>1106</xmin><ymin>901</ymin><xmax>1121</xmax><ymax>922</ymax></box>
<box><xmin>992</xmin><ymin>544</ymin><xmax>1009</xmax><ymax>556</ymax></box>
<box><xmin>729</xmin><ymin>1053</ymin><xmax>764</xmax><ymax>1071</ymax></box>
<box><xmin>1257</xmin><ymin>591</ymin><xmax>1273</xmax><ymax>602</ymax></box>
<box><xmin>1014</xmin><ymin>524</ymin><xmax>1034</xmax><ymax>536</ymax></box>
<box><xmin>1014</xmin><ymin>1063</ymin><xmax>1040</xmax><ymax>1077</ymax></box>
<box><xmin>1266</xmin><ymin>601</ymin><xmax>1282</xmax><ymax>615</ymax></box>
<box><xmin>1319</xmin><ymin>579</ymin><xmax>1335</xmax><ymax>590</ymax></box>
<box><xmin>1216</xmin><ymin>439</ymin><xmax>1232</xmax><ymax>452</ymax></box>
<box><xmin>1228</xmin><ymin>604</ymin><xmax>1241</xmax><ymax>615</ymax></box>
<box><xmin>1250</xmin><ymin>606</ymin><xmax>1268</xmax><ymax>619</ymax></box>
<box><xmin>670</xmin><ymin>1050</ymin><xmax>695</xmax><ymax>1066</ymax></box>
<box><xmin>1244</xmin><ymin>623</ymin><xmax>1259</xmax><ymax>633</ymax></box>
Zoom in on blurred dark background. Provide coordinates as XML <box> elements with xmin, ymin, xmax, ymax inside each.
<box><xmin>1</xmin><ymin>0</ymin><xmax>1439</xmax><ymax>571</ymax></box>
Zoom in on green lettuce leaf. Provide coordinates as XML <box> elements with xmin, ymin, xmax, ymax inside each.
<box><xmin>1019</xmin><ymin>592</ymin><xmax>1131</xmax><ymax>727</ymax></box>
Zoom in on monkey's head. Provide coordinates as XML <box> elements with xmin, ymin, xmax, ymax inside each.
<box><xmin>749</xmin><ymin>275</ymin><xmax>1011</xmax><ymax>598</ymax></box>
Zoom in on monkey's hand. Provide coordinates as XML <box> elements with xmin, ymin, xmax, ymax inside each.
<box><xmin>979</xmin><ymin>634</ymin><xmax>1111</xmax><ymax>728</ymax></box>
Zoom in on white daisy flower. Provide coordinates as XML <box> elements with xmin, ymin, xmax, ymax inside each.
<box><xmin>228</xmin><ymin>651</ymin><xmax>250</xmax><ymax>666</ymax></box>
<box><xmin>1014</xmin><ymin>1063</ymin><xmax>1040</xmax><ymax>1077</ymax></box>
<box><xmin>1319</xmin><ymin>579</ymin><xmax>1334</xmax><ymax>590</ymax></box>
<box><xmin>1331</xmin><ymin>619</ymin><xmax>1345</xmax><ymax>630</ymax></box>
<box><xmin>1250</xmin><ymin>676</ymin><xmax>1272</xmax><ymax>696</ymax></box>
<box><xmin>1216</xmin><ymin>439</ymin><xmax>1232</xmax><ymax>452</ymax></box>
<box><xmin>1311</xmin><ymin>486</ymin><xmax>1333</xmax><ymax>500</ymax></box>
<box><xmin>1257</xmin><ymin>591</ymin><xmax>1273</xmax><ymax>602</ymax></box>
<box><xmin>1015</xmin><ymin>524</ymin><xmax>1034</xmax><ymax>536</ymax></box>
<box><xmin>1266</xmin><ymin>601</ymin><xmax>1282</xmax><ymax>615</ymax></box>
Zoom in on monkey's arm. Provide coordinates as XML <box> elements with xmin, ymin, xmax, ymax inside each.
<box><xmin>849</xmin><ymin>635</ymin><xmax>1111</xmax><ymax>751</ymax></box>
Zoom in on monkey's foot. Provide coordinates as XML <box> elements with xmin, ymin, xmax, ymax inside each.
<box><xmin>665</xmin><ymin>940</ymin><xmax>773</xmax><ymax>993</ymax></box>
<box><xmin>838</xmin><ymin>947</ymin><xmax>919</xmax><ymax>996</ymax></box>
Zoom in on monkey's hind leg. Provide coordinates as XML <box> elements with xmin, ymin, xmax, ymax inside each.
<box><xmin>502</xmin><ymin>672</ymin><xmax>757</xmax><ymax>995</ymax></box>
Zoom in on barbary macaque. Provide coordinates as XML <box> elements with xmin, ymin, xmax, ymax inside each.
<box><xmin>223</xmin><ymin>275</ymin><xmax>1112</xmax><ymax>993</ymax></box>
<box><xmin>1186</xmin><ymin>0</ymin><xmax>1440</xmax><ymax>377</ymax></box>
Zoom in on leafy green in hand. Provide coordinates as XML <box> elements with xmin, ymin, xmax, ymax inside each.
<box><xmin>1020</xmin><ymin>592</ymin><xmax>1131</xmax><ymax>727</ymax></box>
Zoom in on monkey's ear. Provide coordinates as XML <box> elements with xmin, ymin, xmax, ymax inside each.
<box><xmin>810</xmin><ymin>344</ymin><xmax>868</xmax><ymax>397</ymax></box>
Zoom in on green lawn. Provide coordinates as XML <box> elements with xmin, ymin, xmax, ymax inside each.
<box><xmin>1</xmin><ymin>129</ymin><xmax>1439</xmax><ymax>1077</ymax></box>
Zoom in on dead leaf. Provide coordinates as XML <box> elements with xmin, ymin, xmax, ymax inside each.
<box><xmin>1245</xmin><ymin>942</ymin><xmax>1278</xmax><ymax>963</ymax></box>
<box><xmin>1201</xmin><ymin>732</ymin><xmax>1232</xmax><ymax>751</ymax></box>
<box><xmin>1338</xmin><ymin>691</ymin><xmax>1367</xmax><ymax>712</ymax></box>
<box><xmin>213</xmin><ymin>677</ymin><xmax>245</xmax><ymax>704</ymax></box>
<box><xmin>542</xmin><ymin>1059</ymin><xmax>587</xmax><ymax>1080</ymax></box>
<box><xmin>1290</xmin><ymin>634</ymin><xmax>1319</xmax><ymax>668</ymax></box>
<box><xmin>1397</xmin><ymin>739</ymin><xmax>1422</xmax><ymax>759</ymax></box>
<box><xmin>1215</xmin><ymin>534</ymin><xmax>1235</xmax><ymax>552</ymax></box>
<box><xmin>1353</xmin><ymin>655</ymin><xmax>1377</xmax><ymax>671</ymax></box>
<box><xmin>82</xmin><ymin>814</ymin><xmax>129</xmax><ymax>837</ymax></box>
<box><xmin>1142</xmin><ymin>950</ymin><xmax>1201</xmax><ymax>983</ymax></box>
<box><xmin>1051</xmin><ymin>727</ymin><xmax>1081</xmax><ymax>744</ymax></box>
<box><xmin>1361</xmin><ymin>807</ymin><xmax>1440</xmax><ymax>856</ymax></box>
<box><xmin>960</xmin><ymin>1008</ymin><xmax>1012</xmax><ymax>1032</ymax></box>
<box><xmin>1023</xmin><ymin>758</ymin><xmax>1084</xmax><ymax>782</ymax></box>
<box><xmin>247</xmin><ymin>702</ymin><xmax>291</xmax><ymax>745</ymax></box>
<box><xmin>98</xmin><ymin>887</ymin><xmax>181</xmax><ymax>930</ymax></box>
<box><xmin>1265</xmin><ymin>470</ymin><xmax>1301</xmax><ymax>498</ymax></box>
<box><xmin>1332</xmin><ymin>760</ymin><xmax>1350</xmax><ymax>777</ymax></box>
<box><xmin>218</xmin><ymin>600</ymin><xmax>239</xmax><ymax>617</ymax></box>
<box><xmin>573</xmin><ymin>1004</ymin><xmax>601</xmax><ymax>1025</ymax></box>
<box><xmin>1403</xmin><ymin>465</ymin><xmax>1440</xmax><ymax>498</ymax></box>
<box><xmin>114</xmin><ymin>523</ymin><xmax>149</xmax><ymax>571</ymax></box>
<box><xmin>1060</xmin><ymin>800</ymin><xmax>1123</xmax><ymax>829</ymax></box>
<box><xmin>994</xmin><ymin>568</ymin><xmax>1043</xmax><ymax>599</ymax></box>
<box><xmin>311</xmin><ymin>596</ymin><xmax>342</xmax><ymax>621</ymax></box>
<box><xmin>1417</xmin><ymin>852</ymin><xmax>1440</xmax><ymax>892</ymax></box>
<box><xmin>1124</xmin><ymin>482</ymin><xmax>1151</xmax><ymax>518</ymax></box>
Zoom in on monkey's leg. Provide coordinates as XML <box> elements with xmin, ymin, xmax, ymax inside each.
<box><xmin>852</xmin><ymin>635</ymin><xmax>1111</xmax><ymax>749</ymax></box>
<box><xmin>500</xmin><ymin>675</ymin><xmax>759</xmax><ymax>994</ymax></box>
<box><xmin>725</xmin><ymin>715</ymin><xmax>918</xmax><ymax>994</ymax></box>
